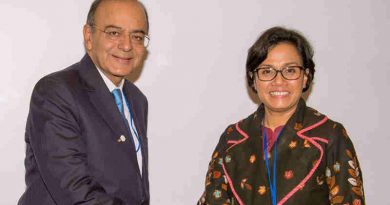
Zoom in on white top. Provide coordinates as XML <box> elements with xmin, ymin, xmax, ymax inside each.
<box><xmin>96</xmin><ymin>67</ymin><xmax>143</xmax><ymax>175</ymax></box>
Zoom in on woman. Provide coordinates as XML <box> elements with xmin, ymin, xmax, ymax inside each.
<box><xmin>198</xmin><ymin>27</ymin><xmax>365</xmax><ymax>205</ymax></box>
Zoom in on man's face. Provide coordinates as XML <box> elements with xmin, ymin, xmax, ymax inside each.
<box><xmin>84</xmin><ymin>0</ymin><xmax>148</xmax><ymax>86</ymax></box>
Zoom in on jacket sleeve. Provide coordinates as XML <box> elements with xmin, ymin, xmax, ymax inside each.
<box><xmin>198</xmin><ymin>127</ymin><xmax>235</xmax><ymax>205</ymax></box>
<box><xmin>325</xmin><ymin>123</ymin><xmax>365</xmax><ymax>205</ymax></box>
<box><xmin>28</xmin><ymin>77</ymin><xmax>123</xmax><ymax>205</ymax></box>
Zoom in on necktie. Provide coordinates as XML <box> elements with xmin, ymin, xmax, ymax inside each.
<box><xmin>111</xmin><ymin>89</ymin><xmax>143</xmax><ymax>174</ymax></box>
<box><xmin>111</xmin><ymin>88</ymin><xmax>141</xmax><ymax>152</ymax></box>
<box><xmin>112</xmin><ymin>88</ymin><xmax>125</xmax><ymax>116</ymax></box>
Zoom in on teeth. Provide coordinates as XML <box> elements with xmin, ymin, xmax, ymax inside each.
<box><xmin>270</xmin><ymin>91</ymin><xmax>289</xmax><ymax>96</ymax></box>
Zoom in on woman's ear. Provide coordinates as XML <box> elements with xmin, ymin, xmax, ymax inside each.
<box><xmin>303</xmin><ymin>68</ymin><xmax>309</xmax><ymax>89</ymax></box>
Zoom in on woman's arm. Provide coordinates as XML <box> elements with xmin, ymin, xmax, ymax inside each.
<box><xmin>326</xmin><ymin>123</ymin><xmax>365</xmax><ymax>205</ymax></box>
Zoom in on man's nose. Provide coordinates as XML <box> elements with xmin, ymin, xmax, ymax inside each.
<box><xmin>118</xmin><ymin>34</ymin><xmax>133</xmax><ymax>51</ymax></box>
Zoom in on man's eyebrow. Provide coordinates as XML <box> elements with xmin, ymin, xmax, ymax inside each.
<box><xmin>103</xmin><ymin>25</ymin><xmax>146</xmax><ymax>34</ymax></box>
<box><xmin>104</xmin><ymin>25</ymin><xmax>122</xmax><ymax>30</ymax></box>
<box><xmin>131</xmin><ymin>29</ymin><xmax>147</xmax><ymax>34</ymax></box>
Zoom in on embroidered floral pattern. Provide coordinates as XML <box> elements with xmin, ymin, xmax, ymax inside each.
<box><xmin>346</xmin><ymin>150</ymin><xmax>364</xmax><ymax>197</ymax></box>
<box><xmin>314</xmin><ymin>110</ymin><xmax>322</xmax><ymax>116</ymax></box>
<box><xmin>258</xmin><ymin>186</ymin><xmax>267</xmax><ymax>195</ymax></box>
<box><xmin>303</xmin><ymin>139</ymin><xmax>311</xmax><ymax>148</ymax></box>
<box><xmin>213</xmin><ymin>190</ymin><xmax>222</xmax><ymax>199</ymax></box>
<box><xmin>317</xmin><ymin>175</ymin><xmax>325</xmax><ymax>185</ymax></box>
<box><xmin>327</xmin><ymin>173</ymin><xmax>344</xmax><ymax>204</ymax></box>
<box><xmin>326</xmin><ymin>149</ymin><xmax>365</xmax><ymax>205</ymax></box>
<box><xmin>225</xmin><ymin>155</ymin><xmax>231</xmax><ymax>163</ymax></box>
<box><xmin>284</xmin><ymin>170</ymin><xmax>294</xmax><ymax>180</ymax></box>
<box><xmin>289</xmin><ymin>140</ymin><xmax>297</xmax><ymax>149</ymax></box>
<box><xmin>240</xmin><ymin>178</ymin><xmax>253</xmax><ymax>190</ymax></box>
<box><xmin>294</xmin><ymin>123</ymin><xmax>303</xmax><ymax>130</ymax></box>
<box><xmin>249</xmin><ymin>154</ymin><xmax>256</xmax><ymax>163</ymax></box>
<box><xmin>198</xmin><ymin>104</ymin><xmax>365</xmax><ymax>205</ymax></box>
<box><xmin>213</xmin><ymin>151</ymin><xmax>219</xmax><ymax>159</ymax></box>
<box><xmin>333</xmin><ymin>162</ymin><xmax>341</xmax><ymax>173</ymax></box>
<box><xmin>213</xmin><ymin>171</ymin><xmax>222</xmax><ymax>179</ymax></box>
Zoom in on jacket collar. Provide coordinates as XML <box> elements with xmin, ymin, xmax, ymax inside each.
<box><xmin>78</xmin><ymin>54</ymin><xmax>132</xmax><ymax>145</ymax></box>
<box><xmin>223</xmin><ymin>99</ymin><xmax>328</xmax><ymax>203</ymax></box>
<box><xmin>254</xmin><ymin>98</ymin><xmax>306</xmax><ymax>132</ymax></box>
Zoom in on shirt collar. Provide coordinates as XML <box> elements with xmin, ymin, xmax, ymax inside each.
<box><xmin>95</xmin><ymin>66</ymin><xmax>124</xmax><ymax>92</ymax></box>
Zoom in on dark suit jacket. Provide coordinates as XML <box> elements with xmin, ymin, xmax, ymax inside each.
<box><xmin>18</xmin><ymin>55</ymin><xmax>149</xmax><ymax>205</ymax></box>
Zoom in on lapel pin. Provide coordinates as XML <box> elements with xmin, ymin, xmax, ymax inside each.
<box><xmin>117</xmin><ymin>135</ymin><xmax>126</xmax><ymax>142</ymax></box>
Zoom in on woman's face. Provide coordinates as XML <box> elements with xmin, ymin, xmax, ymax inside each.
<box><xmin>254</xmin><ymin>42</ymin><xmax>308</xmax><ymax>115</ymax></box>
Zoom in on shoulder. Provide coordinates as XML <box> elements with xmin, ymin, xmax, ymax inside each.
<box><xmin>214</xmin><ymin>111</ymin><xmax>258</xmax><ymax>151</ymax></box>
<box><xmin>34</xmin><ymin>62</ymin><xmax>81</xmax><ymax>92</ymax></box>
<box><xmin>303</xmin><ymin>106</ymin><xmax>352</xmax><ymax>147</ymax></box>
<box><xmin>225</xmin><ymin>111</ymin><xmax>257</xmax><ymax>137</ymax></box>
<box><xmin>31</xmin><ymin>62</ymin><xmax>83</xmax><ymax>110</ymax></box>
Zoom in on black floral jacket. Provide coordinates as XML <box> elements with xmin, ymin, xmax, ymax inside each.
<box><xmin>198</xmin><ymin>99</ymin><xmax>365</xmax><ymax>205</ymax></box>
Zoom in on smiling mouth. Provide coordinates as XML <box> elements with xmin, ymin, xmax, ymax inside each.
<box><xmin>270</xmin><ymin>91</ymin><xmax>289</xmax><ymax>96</ymax></box>
<box><xmin>113</xmin><ymin>55</ymin><xmax>132</xmax><ymax>62</ymax></box>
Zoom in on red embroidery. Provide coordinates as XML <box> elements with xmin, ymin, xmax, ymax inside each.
<box><xmin>284</xmin><ymin>170</ymin><xmax>294</xmax><ymax>180</ymax></box>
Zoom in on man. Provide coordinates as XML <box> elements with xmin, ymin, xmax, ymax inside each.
<box><xmin>18</xmin><ymin>0</ymin><xmax>150</xmax><ymax>204</ymax></box>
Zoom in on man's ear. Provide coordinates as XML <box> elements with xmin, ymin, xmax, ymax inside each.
<box><xmin>83</xmin><ymin>25</ymin><xmax>93</xmax><ymax>51</ymax></box>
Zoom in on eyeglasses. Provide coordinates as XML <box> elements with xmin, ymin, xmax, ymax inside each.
<box><xmin>253</xmin><ymin>65</ymin><xmax>304</xmax><ymax>81</ymax></box>
<box><xmin>91</xmin><ymin>25</ymin><xmax>150</xmax><ymax>47</ymax></box>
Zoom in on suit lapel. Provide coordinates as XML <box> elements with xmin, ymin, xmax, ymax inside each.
<box><xmin>223</xmin><ymin>110</ymin><xmax>270</xmax><ymax>200</ymax></box>
<box><xmin>271</xmin><ymin>99</ymin><xmax>324</xmax><ymax>203</ymax></box>
<box><xmin>122</xmin><ymin>82</ymin><xmax>148</xmax><ymax>178</ymax></box>
<box><xmin>77</xmin><ymin>55</ymin><xmax>147</xmax><ymax>196</ymax></box>
<box><xmin>122</xmin><ymin>82</ymin><xmax>145</xmax><ymax>140</ymax></box>
<box><xmin>247</xmin><ymin>109</ymin><xmax>270</xmax><ymax>189</ymax></box>
<box><xmin>78</xmin><ymin>55</ymin><xmax>133</xmax><ymax>144</ymax></box>
<box><xmin>274</xmin><ymin>99</ymin><xmax>306</xmax><ymax>159</ymax></box>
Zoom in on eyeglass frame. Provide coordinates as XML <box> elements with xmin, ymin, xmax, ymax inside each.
<box><xmin>253</xmin><ymin>65</ymin><xmax>305</xmax><ymax>81</ymax></box>
<box><xmin>89</xmin><ymin>24</ymin><xmax>150</xmax><ymax>48</ymax></box>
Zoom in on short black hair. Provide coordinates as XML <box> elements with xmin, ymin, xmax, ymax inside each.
<box><xmin>246</xmin><ymin>26</ymin><xmax>315</xmax><ymax>93</ymax></box>
<box><xmin>86</xmin><ymin>0</ymin><xmax>149</xmax><ymax>32</ymax></box>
